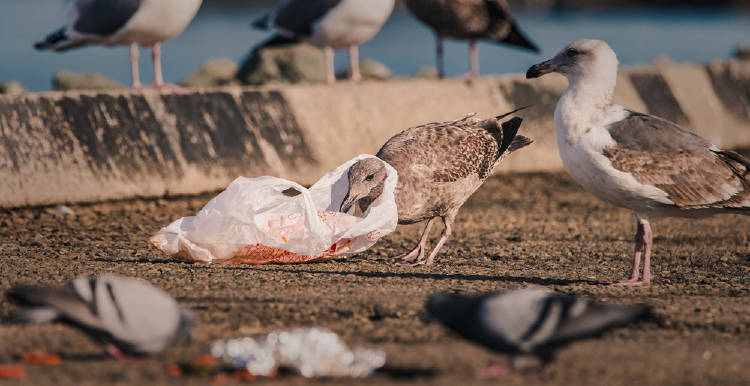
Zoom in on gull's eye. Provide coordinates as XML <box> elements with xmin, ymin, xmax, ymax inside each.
<box><xmin>566</xmin><ymin>49</ymin><xmax>580</xmax><ymax>58</ymax></box>
<box><xmin>365</xmin><ymin>174</ymin><xmax>374</xmax><ymax>181</ymax></box>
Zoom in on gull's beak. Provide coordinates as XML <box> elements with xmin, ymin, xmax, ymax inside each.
<box><xmin>340</xmin><ymin>192</ymin><xmax>357</xmax><ymax>214</ymax></box>
<box><xmin>526</xmin><ymin>59</ymin><xmax>558</xmax><ymax>79</ymax></box>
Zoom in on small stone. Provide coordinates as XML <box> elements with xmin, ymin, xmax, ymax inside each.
<box><xmin>53</xmin><ymin>70</ymin><xmax>124</xmax><ymax>91</ymax></box>
<box><xmin>337</xmin><ymin>59</ymin><xmax>392</xmax><ymax>81</ymax></box>
<box><xmin>733</xmin><ymin>44</ymin><xmax>750</xmax><ymax>61</ymax></box>
<box><xmin>237</xmin><ymin>41</ymin><xmax>326</xmax><ymax>85</ymax></box>
<box><xmin>181</xmin><ymin>58</ymin><xmax>240</xmax><ymax>88</ymax></box>
<box><xmin>415</xmin><ymin>67</ymin><xmax>439</xmax><ymax>79</ymax></box>
<box><xmin>0</xmin><ymin>80</ymin><xmax>26</xmax><ymax>95</ymax></box>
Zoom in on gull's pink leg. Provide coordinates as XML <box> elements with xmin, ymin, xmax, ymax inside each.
<box><xmin>469</xmin><ymin>40</ymin><xmax>479</xmax><ymax>78</ymax></box>
<box><xmin>612</xmin><ymin>216</ymin><xmax>652</xmax><ymax>286</ymax></box>
<box><xmin>130</xmin><ymin>43</ymin><xmax>142</xmax><ymax>89</ymax></box>
<box><xmin>391</xmin><ymin>217</ymin><xmax>436</xmax><ymax>262</ymax></box>
<box><xmin>436</xmin><ymin>36</ymin><xmax>444</xmax><ymax>79</ymax></box>
<box><xmin>324</xmin><ymin>46</ymin><xmax>335</xmax><ymax>84</ymax></box>
<box><xmin>106</xmin><ymin>345</ymin><xmax>134</xmax><ymax>361</ymax></box>
<box><xmin>151</xmin><ymin>43</ymin><xmax>187</xmax><ymax>93</ymax></box>
<box><xmin>348</xmin><ymin>45</ymin><xmax>361</xmax><ymax>82</ymax></box>
<box><xmin>478</xmin><ymin>363</ymin><xmax>511</xmax><ymax>378</ymax></box>
<box><xmin>399</xmin><ymin>214</ymin><xmax>454</xmax><ymax>267</ymax></box>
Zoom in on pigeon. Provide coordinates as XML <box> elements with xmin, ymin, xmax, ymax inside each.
<box><xmin>340</xmin><ymin>109</ymin><xmax>532</xmax><ymax>266</ymax></box>
<box><xmin>426</xmin><ymin>287</ymin><xmax>650</xmax><ymax>374</ymax></box>
<box><xmin>35</xmin><ymin>0</ymin><xmax>203</xmax><ymax>89</ymax></box>
<box><xmin>6</xmin><ymin>274</ymin><xmax>194</xmax><ymax>359</ymax></box>
<box><xmin>405</xmin><ymin>0</ymin><xmax>538</xmax><ymax>78</ymax></box>
<box><xmin>252</xmin><ymin>0</ymin><xmax>395</xmax><ymax>84</ymax></box>
<box><xmin>526</xmin><ymin>39</ymin><xmax>750</xmax><ymax>286</ymax></box>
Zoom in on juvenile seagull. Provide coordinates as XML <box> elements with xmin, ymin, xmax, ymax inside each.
<box><xmin>526</xmin><ymin>39</ymin><xmax>750</xmax><ymax>286</ymax></box>
<box><xmin>427</xmin><ymin>288</ymin><xmax>650</xmax><ymax>375</ymax></box>
<box><xmin>341</xmin><ymin>109</ymin><xmax>532</xmax><ymax>266</ymax></box>
<box><xmin>405</xmin><ymin>0</ymin><xmax>538</xmax><ymax>78</ymax></box>
<box><xmin>252</xmin><ymin>0</ymin><xmax>395</xmax><ymax>84</ymax></box>
<box><xmin>7</xmin><ymin>274</ymin><xmax>194</xmax><ymax>359</ymax></box>
<box><xmin>35</xmin><ymin>0</ymin><xmax>203</xmax><ymax>89</ymax></box>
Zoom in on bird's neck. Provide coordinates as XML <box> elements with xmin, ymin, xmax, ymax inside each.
<box><xmin>555</xmin><ymin>72</ymin><xmax>618</xmax><ymax>142</ymax></box>
<box><xmin>562</xmin><ymin>71</ymin><xmax>616</xmax><ymax>109</ymax></box>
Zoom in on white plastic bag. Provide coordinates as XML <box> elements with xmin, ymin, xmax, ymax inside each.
<box><xmin>148</xmin><ymin>155</ymin><xmax>398</xmax><ymax>264</ymax></box>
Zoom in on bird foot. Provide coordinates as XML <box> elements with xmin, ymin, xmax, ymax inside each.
<box><xmin>478</xmin><ymin>363</ymin><xmax>511</xmax><ymax>379</ymax></box>
<box><xmin>155</xmin><ymin>83</ymin><xmax>189</xmax><ymax>94</ymax></box>
<box><xmin>389</xmin><ymin>247</ymin><xmax>424</xmax><ymax>262</ymax></box>
<box><xmin>608</xmin><ymin>278</ymin><xmax>651</xmax><ymax>287</ymax></box>
<box><xmin>106</xmin><ymin>345</ymin><xmax>135</xmax><ymax>361</ymax></box>
<box><xmin>395</xmin><ymin>258</ymin><xmax>432</xmax><ymax>267</ymax></box>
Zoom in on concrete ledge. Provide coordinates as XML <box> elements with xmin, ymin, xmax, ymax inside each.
<box><xmin>1</xmin><ymin>59</ymin><xmax>749</xmax><ymax>207</ymax></box>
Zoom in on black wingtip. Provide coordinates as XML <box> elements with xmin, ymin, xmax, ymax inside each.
<box><xmin>495</xmin><ymin>105</ymin><xmax>532</xmax><ymax>120</ymax></box>
<box><xmin>34</xmin><ymin>27</ymin><xmax>68</xmax><ymax>51</ymax></box>
<box><xmin>500</xmin><ymin>21</ymin><xmax>539</xmax><ymax>53</ymax></box>
<box><xmin>251</xmin><ymin>14</ymin><xmax>271</xmax><ymax>30</ymax></box>
<box><xmin>498</xmin><ymin>117</ymin><xmax>525</xmax><ymax>155</ymax></box>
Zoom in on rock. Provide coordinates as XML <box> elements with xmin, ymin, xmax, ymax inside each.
<box><xmin>53</xmin><ymin>70</ymin><xmax>125</xmax><ymax>91</ymax></box>
<box><xmin>733</xmin><ymin>44</ymin><xmax>750</xmax><ymax>61</ymax></box>
<box><xmin>337</xmin><ymin>59</ymin><xmax>392</xmax><ymax>81</ymax></box>
<box><xmin>181</xmin><ymin>58</ymin><xmax>240</xmax><ymax>88</ymax></box>
<box><xmin>414</xmin><ymin>67</ymin><xmax>439</xmax><ymax>79</ymax></box>
<box><xmin>0</xmin><ymin>80</ymin><xmax>26</xmax><ymax>95</ymax></box>
<box><xmin>237</xmin><ymin>42</ymin><xmax>326</xmax><ymax>85</ymax></box>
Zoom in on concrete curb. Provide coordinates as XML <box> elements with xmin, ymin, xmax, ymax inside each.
<box><xmin>1</xmin><ymin>60</ymin><xmax>748</xmax><ymax>207</ymax></box>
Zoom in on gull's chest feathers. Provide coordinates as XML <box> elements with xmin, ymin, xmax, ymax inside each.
<box><xmin>554</xmin><ymin>91</ymin><xmax>672</xmax><ymax>212</ymax></box>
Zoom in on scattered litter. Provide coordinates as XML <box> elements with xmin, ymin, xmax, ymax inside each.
<box><xmin>20</xmin><ymin>352</ymin><xmax>61</xmax><ymax>366</ymax></box>
<box><xmin>149</xmin><ymin>155</ymin><xmax>398</xmax><ymax>264</ymax></box>
<box><xmin>0</xmin><ymin>365</ymin><xmax>26</xmax><ymax>379</ymax></box>
<box><xmin>210</xmin><ymin>327</ymin><xmax>386</xmax><ymax>378</ymax></box>
<box><xmin>46</xmin><ymin>205</ymin><xmax>75</xmax><ymax>217</ymax></box>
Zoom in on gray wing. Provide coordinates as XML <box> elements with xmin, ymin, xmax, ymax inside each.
<box><xmin>550</xmin><ymin>299</ymin><xmax>650</xmax><ymax>345</ymax></box>
<box><xmin>603</xmin><ymin>110</ymin><xmax>750</xmax><ymax>210</ymax></box>
<box><xmin>261</xmin><ymin>0</ymin><xmax>342</xmax><ymax>37</ymax></box>
<box><xmin>72</xmin><ymin>0</ymin><xmax>143</xmax><ymax>36</ymax></box>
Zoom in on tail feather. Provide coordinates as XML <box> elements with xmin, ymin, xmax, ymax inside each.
<box><xmin>498</xmin><ymin>117</ymin><xmax>524</xmax><ymax>155</ymax></box>
<box><xmin>251</xmin><ymin>14</ymin><xmax>271</xmax><ymax>30</ymax></box>
<box><xmin>497</xmin><ymin>21</ymin><xmax>539</xmax><ymax>53</ymax></box>
<box><xmin>8</xmin><ymin>307</ymin><xmax>61</xmax><ymax>324</ymax></box>
<box><xmin>508</xmin><ymin>135</ymin><xmax>533</xmax><ymax>153</ymax></box>
<box><xmin>34</xmin><ymin>27</ymin><xmax>68</xmax><ymax>50</ymax></box>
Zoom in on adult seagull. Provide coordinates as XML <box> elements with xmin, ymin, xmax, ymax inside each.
<box><xmin>526</xmin><ymin>39</ymin><xmax>750</xmax><ymax>286</ymax></box>
<box><xmin>405</xmin><ymin>0</ymin><xmax>538</xmax><ymax>78</ymax></box>
<box><xmin>35</xmin><ymin>0</ymin><xmax>203</xmax><ymax>89</ymax></box>
<box><xmin>252</xmin><ymin>0</ymin><xmax>395</xmax><ymax>84</ymax></box>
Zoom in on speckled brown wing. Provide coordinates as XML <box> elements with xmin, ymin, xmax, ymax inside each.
<box><xmin>602</xmin><ymin>111</ymin><xmax>750</xmax><ymax>211</ymax></box>
<box><xmin>405</xmin><ymin>0</ymin><xmax>508</xmax><ymax>40</ymax></box>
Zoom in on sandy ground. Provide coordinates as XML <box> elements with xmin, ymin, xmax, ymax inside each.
<box><xmin>1</xmin><ymin>170</ymin><xmax>749</xmax><ymax>386</ymax></box>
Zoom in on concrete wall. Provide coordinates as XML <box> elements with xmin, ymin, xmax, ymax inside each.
<box><xmin>1</xmin><ymin>59</ymin><xmax>748</xmax><ymax>207</ymax></box>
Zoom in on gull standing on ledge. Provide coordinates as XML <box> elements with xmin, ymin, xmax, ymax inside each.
<box><xmin>340</xmin><ymin>110</ymin><xmax>532</xmax><ymax>266</ymax></box>
<box><xmin>405</xmin><ymin>0</ymin><xmax>538</xmax><ymax>78</ymax></box>
<box><xmin>526</xmin><ymin>39</ymin><xmax>750</xmax><ymax>286</ymax></box>
<box><xmin>252</xmin><ymin>0</ymin><xmax>395</xmax><ymax>84</ymax></box>
<box><xmin>35</xmin><ymin>0</ymin><xmax>203</xmax><ymax>89</ymax></box>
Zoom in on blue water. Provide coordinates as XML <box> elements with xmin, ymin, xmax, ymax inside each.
<box><xmin>1</xmin><ymin>1</ymin><xmax>748</xmax><ymax>91</ymax></box>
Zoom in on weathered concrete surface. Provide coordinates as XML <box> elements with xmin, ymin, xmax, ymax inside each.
<box><xmin>0</xmin><ymin>59</ymin><xmax>748</xmax><ymax>207</ymax></box>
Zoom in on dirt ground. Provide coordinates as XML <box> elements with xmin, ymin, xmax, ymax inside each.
<box><xmin>1</xmin><ymin>169</ymin><xmax>749</xmax><ymax>386</ymax></box>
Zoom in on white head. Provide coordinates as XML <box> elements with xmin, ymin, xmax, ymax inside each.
<box><xmin>526</xmin><ymin>39</ymin><xmax>619</xmax><ymax>93</ymax></box>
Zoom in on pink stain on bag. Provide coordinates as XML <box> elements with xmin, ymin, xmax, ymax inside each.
<box><xmin>148</xmin><ymin>155</ymin><xmax>398</xmax><ymax>265</ymax></box>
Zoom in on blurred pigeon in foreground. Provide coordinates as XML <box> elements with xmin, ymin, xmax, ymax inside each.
<box><xmin>35</xmin><ymin>0</ymin><xmax>203</xmax><ymax>89</ymax></box>
<box><xmin>7</xmin><ymin>274</ymin><xmax>194</xmax><ymax>359</ymax></box>
<box><xmin>426</xmin><ymin>287</ymin><xmax>649</xmax><ymax>376</ymax></box>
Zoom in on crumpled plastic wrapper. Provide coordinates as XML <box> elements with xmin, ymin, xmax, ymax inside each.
<box><xmin>210</xmin><ymin>328</ymin><xmax>386</xmax><ymax>378</ymax></box>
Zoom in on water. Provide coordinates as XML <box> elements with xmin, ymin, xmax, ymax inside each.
<box><xmin>0</xmin><ymin>1</ymin><xmax>748</xmax><ymax>91</ymax></box>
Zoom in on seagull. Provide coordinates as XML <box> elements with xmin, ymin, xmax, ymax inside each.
<box><xmin>426</xmin><ymin>287</ymin><xmax>650</xmax><ymax>376</ymax></box>
<box><xmin>6</xmin><ymin>274</ymin><xmax>194</xmax><ymax>360</ymax></box>
<box><xmin>405</xmin><ymin>0</ymin><xmax>538</xmax><ymax>79</ymax></box>
<box><xmin>252</xmin><ymin>0</ymin><xmax>395</xmax><ymax>84</ymax></box>
<box><xmin>35</xmin><ymin>0</ymin><xmax>203</xmax><ymax>89</ymax></box>
<box><xmin>340</xmin><ymin>109</ymin><xmax>532</xmax><ymax>266</ymax></box>
<box><xmin>526</xmin><ymin>39</ymin><xmax>750</xmax><ymax>286</ymax></box>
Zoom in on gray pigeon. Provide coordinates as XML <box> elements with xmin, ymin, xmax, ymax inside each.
<box><xmin>426</xmin><ymin>288</ymin><xmax>650</xmax><ymax>372</ymax></box>
<box><xmin>7</xmin><ymin>274</ymin><xmax>194</xmax><ymax>359</ymax></box>
<box><xmin>405</xmin><ymin>0</ymin><xmax>538</xmax><ymax>78</ymax></box>
<box><xmin>341</xmin><ymin>109</ymin><xmax>532</xmax><ymax>266</ymax></box>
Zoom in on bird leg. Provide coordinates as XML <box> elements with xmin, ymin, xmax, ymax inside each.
<box><xmin>611</xmin><ymin>218</ymin><xmax>653</xmax><ymax>286</ymax></box>
<box><xmin>478</xmin><ymin>362</ymin><xmax>511</xmax><ymax>378</ymax></box>
<box><xmin>348</xmin><ymin>45</ymin><xmax>362</xmax><ymax>82</ymax></box>
<box><xmin>324</xmin><ymin>46</ymin><xmax>335</xmax><ymax>84</ymax></box>
<box><xmin>469</xmin><ymin>40</ymin><xmax>479</xmax><ymax>78</ymax></box>
<box><xmin>150</xmin><ymin>43</ymin><xmax>186</xmax><ymax>93</ymax></box>
<box><xmin>390</xmin><ymin>217</ymin><xmax>436</xmax><ymax>262</ymax></box>
<box><xmin>106</xmin><ymin>345</ymin><xmax>134</xmax><ymax>361</ymax></box>
<box><xmin>398</xmin><ymin>215</ymin><xmax>453</xmax><ymax>267</ymax></box>
<box><xmin>436</xmin><ymin>36</ymin><xmax>444</xmax><ymax>79</ymax></box>
<box><xmin>130</xmin><ymin>43</ymin><xmax>142</xmax><ymax>89</ymax></box>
